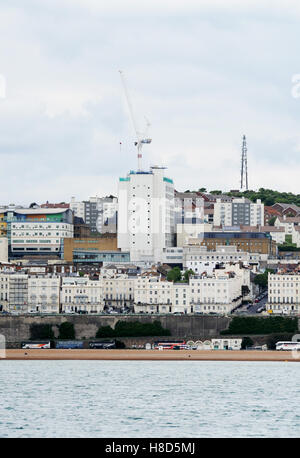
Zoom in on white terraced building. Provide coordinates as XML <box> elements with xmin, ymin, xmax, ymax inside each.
<box><xmin>134</xmin><ymin>269</ymin><xmax>244</xmax><ymax>315</ymax></box>
<box><xmin>0</xmin><ymin>273</ymin><xmax>9</xmax><ymax>307</ymax></box>
<box><xmin>28</xmin><ymin>276</ymin><xmax>60</xmax><ymax>313</ymax></box>
<box><xmin>0</xmin><ymin>273</ymin><xmax>61</xmax><ymax>313</ymax></box>
<box><xmin>134</xmin><ymin>276</ymin><xmax>173</xmax><ymax>314</ymax></box>
<box><xmin>134</xmin><ymin>277</ymin><xmax>192</xmax><ymax>315</ymax></box>
<box><xmin>189</xmin><ymin>271</ymin><xmax>243</xmax><ymax>314</ymax></box>
<box><xmin>100</xmin><ymin>275</ymin><xmax>135</xmax><ymax>309</ymax></box>
<box><xmin>267</xmin><ymin>272</ymin><xmax>300</xmax><ymax>314</ymax></box>
<box><xmin>61</xmin><ymin>277</ymin><xmax>104</xmax><ymax>314</ymax></box>
<box><xmin>0</xmin><ymin>265</ymin><xmax>248</xmax><ymax>315</ymax></box>
<box><xmin>0</xmin><ymin>273</ymin><xmax>28</xmax><ymax>312</ymax></box>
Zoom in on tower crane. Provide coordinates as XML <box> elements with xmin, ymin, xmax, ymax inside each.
<box><xmin>119</xmin><ymin>70</ymin><xmax>152</xmax><ymax>171</ymax></box>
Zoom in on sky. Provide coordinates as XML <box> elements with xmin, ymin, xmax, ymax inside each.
<box><xmin>1</xmin><ymin>0</ymin><xmax>300</xmax><ymax>205</ymax></box>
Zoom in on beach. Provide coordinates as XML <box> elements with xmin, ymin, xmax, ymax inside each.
<box><xmin>2</xmin><ymin>349</ymin><xmax>299</xmax><ymax>361</ymax></box>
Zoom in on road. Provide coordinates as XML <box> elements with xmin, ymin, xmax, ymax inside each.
<box><xmin>233</xmin><ymin>291</ymin><xmax>268</xmax><ymax>315</ymax></box>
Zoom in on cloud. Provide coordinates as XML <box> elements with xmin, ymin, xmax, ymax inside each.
<box><xmin>0</xmin><ymin>1</ymin><xmax>300</xmax><ymax>206</ymax></box>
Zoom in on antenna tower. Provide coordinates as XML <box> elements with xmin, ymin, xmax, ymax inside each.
<box><xmin>240</xmin><ymin>135</ymin><xmax>248</xmax><ymax>191</ymax></box>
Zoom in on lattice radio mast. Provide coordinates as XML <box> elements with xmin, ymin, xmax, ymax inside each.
<box><xmin>240</xmin><ymin>135</ymin><xmax>248</xmax><ymax>191</ymax></box>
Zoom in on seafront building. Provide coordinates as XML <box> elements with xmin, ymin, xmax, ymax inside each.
<box><xmin>0</xmin><ymin>260</ymin><xmax>250</xmax><ymax>315</ymax></box>
<box><xmin>28</xmin><ymin>275</ymin><xmax>61</xmax><ymax>313</ymax></box>
<box><xmin>61</xmin><ymin>277</ymin><xmax>104</xmax><ymax>314</ymax></box>
<box><xmin>267</xmin><ymin>270</ymin><xmax>300</xmax><ymax>315</ymax></box>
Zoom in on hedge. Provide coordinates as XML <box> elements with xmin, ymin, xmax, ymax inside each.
<box><xmin>58</xmin><ymin>322</ymin><xmax>75</xmax><ymax>340</ymax></box>
<box><xmin>221</xmin><ymin>316</ymin><xmax>298</xmax><ymax>335</ymax></box>
<box><xmin>96</xmin><ymin>320</ymin><xmax>171</xmax><ymax>338</ymax></box>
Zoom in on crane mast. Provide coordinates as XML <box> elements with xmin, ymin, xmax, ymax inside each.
<box><xmin>119</xmin><ymin>70</ymin><xmax>152</xmax><ymax>171</ymax></box>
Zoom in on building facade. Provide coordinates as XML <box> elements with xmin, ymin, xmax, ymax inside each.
<box><xmin>213</xmin><ymin>198</ymin><xmax>264</xmax><ymax>227</ymax></box>
<box><xmin>267</xmin><ymin>271</ymin><xmax>300</xmax><ymax>314</ymax></box>
<box><xmin>61</xmin><ymin>277</ymin><xmax>104</xmax><ymax>313</ymax></box>
<box><xmin>8</xmin><ymin>208</ymin><xmax>73</xmax><ymax>259</ymax></box>
<box><xmin>118</xmin><ymin>166</ymin><xmax>175</xmax><ymax>263</ymax></box>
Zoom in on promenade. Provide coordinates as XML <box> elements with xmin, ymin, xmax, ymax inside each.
<box><xmin>2</xmin><ymin>349</ymin><xmax>300</xmax><ymax>361</ymax></box>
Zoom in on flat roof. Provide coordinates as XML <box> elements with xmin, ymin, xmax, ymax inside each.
<box><xmin>14</xmin><ymin>208</ymin><xmax>69</xmax><ymax>215</ymax></box>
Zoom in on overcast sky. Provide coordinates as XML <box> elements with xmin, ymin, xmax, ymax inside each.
<box><xmin>1</xmin><ymin>0</ymin><xmax>300</xmax><ymax>205</ymax></box>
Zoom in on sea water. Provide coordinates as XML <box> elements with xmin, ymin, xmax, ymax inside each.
<box><xmin>0</xmin><ymin>360</ymin><xmax>299</xmax><ymax>438</ymax></box>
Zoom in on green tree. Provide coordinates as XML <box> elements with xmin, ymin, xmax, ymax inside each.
<box><xmin>58</xmin><ymin>322</ymin><xmax>75</xmax><ymax>339</ymax></box>
<box><xmin>167</xmin><ymin>267</ymin><xmax>182</xmax><ymax>282</ymax></box>
<box><xmin>221</xmin><ymin>316</ymin><xmax>298</xmax><ymax>335</ymax></box>
<box><xmin>184</xmin><ymin>269</ymin><xmax>195</xmax><ymax>282</ymax></box>
<box><xmin>242</xmin><ymin>285</ymin><xmax>250</xmax><ymax>296</ymax></box>
<box><xmin>264</xmin><ymin>197</ymin><xmax>276</xmax><ymax>206</ymax></box>
<box><xmin>268</xmin><ymin>216</ymin><xmax>276</xmax><ymax>226</ymax></box>
<box><xmin>241</xmin><ymin>336</ymin><xmax>254</xmax><ymax>349</ymax></box>
<box><xmin>254</xmin><ymin>273</ymin><xmax>268</xmax><ymax>289</ymax></box>
<box><xmin>253</xmin><ymin>269</ymin><xmax>274</xmax><ymax>290</ymax></box>
<box><xmin>96</xmin><ymin>325</ymin><xmax>115</xmax><ymax>338</ymax></box>
<box><xmin>198</xmin><ymin>188</ymin><xmax>207</xmax><ymax>192</ymax></box>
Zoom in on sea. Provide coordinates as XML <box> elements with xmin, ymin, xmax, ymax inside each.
<box><xmin>0</xmin><ymin>360</ymin><xmax>299</xmax><ymax>438</ymax></box>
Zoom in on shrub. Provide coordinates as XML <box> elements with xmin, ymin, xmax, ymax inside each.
<box><xmin>241</xmin><ymin>336</ymin><xmax>254</xmax><ymax>349</ymax></box>
<box><xmin>30</xmin><ymin>323</ymin><xmax>55</xmax><ymax>340</ymax></box>
<box><xmin>221</xmin><ymin>316</ymin><xmax>298</xmax><ymax>335</ymax></box>
<box><xmin>95</xmin><ymin>320</ymin><xmax>171</xmax><ymax>338</ymax></box>
<box><xmin>167</xmin><ymin>267</ymin><xmax>182</xmax><ymax>282</ymax></box>
<box><xmin>114</xmin><ymin>320</ymin><xmax>171</xmax><ymax>337</ymax></box>
<box><xmin>96</xmin><ymin>325</ymin><xmax>115</xmax><ymax>338</ymax></box>
<box><xmin>58</xmin><ymin>322</ymin><xmax>75</xmax><ymax>340</ymax></box>
<box><xmin>115</xmin><ymin>340</ymin><xmax>126</xmax><ymax>349</ymax></box>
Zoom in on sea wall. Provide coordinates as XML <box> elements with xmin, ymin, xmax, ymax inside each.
<box><xmin>2</xmin><ymin>315</ymin><xmax>298</xmax><ymax>348</ymax></box>
<box><xmin>0</xmin><ymin>315</ymin><xmax>231</xmax><ymax>345</ymax></box>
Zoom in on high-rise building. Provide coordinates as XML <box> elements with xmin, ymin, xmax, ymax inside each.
<box><xmin>174</xmin><ymin>192</ymin><xmax>204</xmax><ymax>226</ymax></box>
<box><xmin>213</xmin><ymin>198</ymin><xmax>264</xmax><ymax>227</ymax></box>
<box><xmin>70</xmin><ymin>196</ymin><xmax>117</xmax><ymax>234</ymax></box>
<box><xmin>70</xmin><ymin>197</ymin><xmax>85</xmax><ymax>221</ymax></box>
<box><xmin>117</xmin><ymin>166</ymin><xmax>175</xmax><ymax>262</ymax></box>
